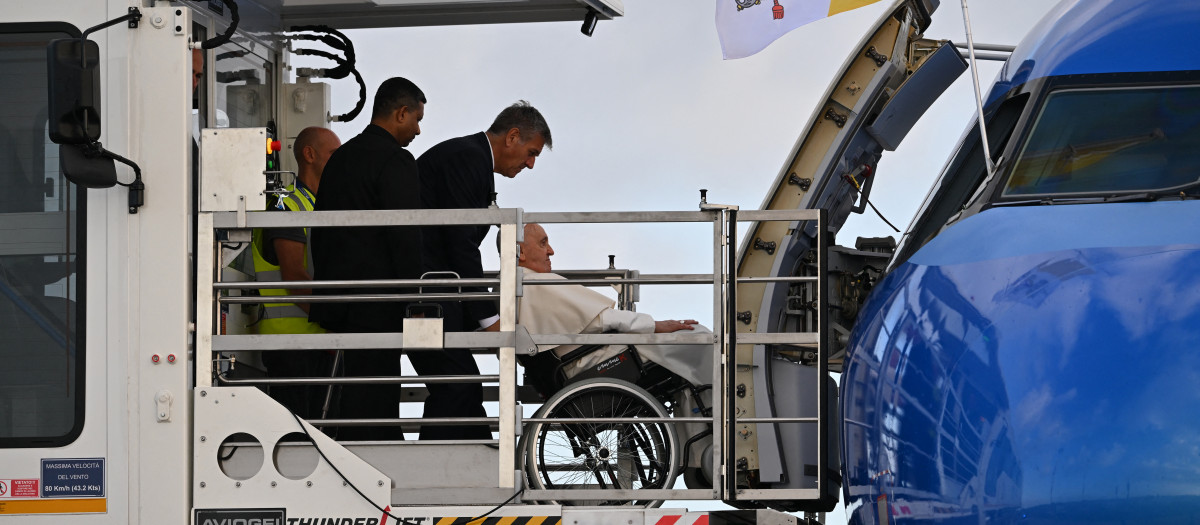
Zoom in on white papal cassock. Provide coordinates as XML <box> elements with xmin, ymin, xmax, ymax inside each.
<box><xmin>516</xmin><ymin>267</ymin><xmax>714</xmax><ymax>387</ymax></box>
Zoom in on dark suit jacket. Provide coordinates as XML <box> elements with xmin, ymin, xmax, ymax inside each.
<box><xmin>310</xmin><ymin>124</ymin><xmax>423</xmax><ymax>333</ymax></box>
<box><xmin>418</xmin><ymin>132</ymin><xmax>499</xmax><ymax>330</ymax></box>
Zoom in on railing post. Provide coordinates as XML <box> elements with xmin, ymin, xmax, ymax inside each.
<box><xmin>712</xmin><ymin>209</ymin><xmax>729</xmax><ymax>501</ymax></box>
<box><xmin>497</xmin><ymin>220</ymin><xmax>520</xmax><ymax>488</ymax></box>
<box><xmin>817</xmin><ymin>208</ymin><xmax>830</xmax><ymax>506</ymax></box>
<box><xmin>196</xmin><ymin>212</ymin><xmax>215</xmax><ymax>387</ymax></box>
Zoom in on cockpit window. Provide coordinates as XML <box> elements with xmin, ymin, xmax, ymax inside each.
<box><xmin>1002</xmin><ymin>85</ymin><xmax>1200</xmax><ymax>197</ymax></box>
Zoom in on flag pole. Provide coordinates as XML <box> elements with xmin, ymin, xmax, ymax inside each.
<box><xmin>960</xmin><ymin>0</ymin><xmax>996</xmax><ymax>178</ymax></box>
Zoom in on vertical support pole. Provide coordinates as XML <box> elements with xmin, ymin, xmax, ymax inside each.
<box><xmin>497</xmin><ymin>220</ymin><xmax>519</xmax><ymax>488</ymax></box>
<box><xmin>195</xmin><ymin>213</ymin><xmax>215</xmax><ymax>387</ymax></box>
<box><xmin>725</xmin><ymin>209</ymin><xmax>740</xmax><ymax>501</ymax></box>
<box><xmin>816</xmin><ymin>208</ymin><xmax>830</xmax><ymax>503</ymax></box>
<box><xmin>710</xmin><ymin>210</ymin><xmax>726</xmax><ymax>500</ymax></box>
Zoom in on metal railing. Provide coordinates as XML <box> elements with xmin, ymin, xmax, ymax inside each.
<box><xmin>195</xmin><ymin>205</ymin><xmax>829</xmax><ymax>505</ymax></box>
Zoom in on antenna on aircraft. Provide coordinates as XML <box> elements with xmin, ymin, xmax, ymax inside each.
<box><xmin>960</xmin><ymin>0</ymin><xmax>996</xmax><ymax>179</ymax></box>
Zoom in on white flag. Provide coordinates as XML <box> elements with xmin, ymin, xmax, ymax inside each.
<box><xmin>716</xmin><ymin>0</ymin><xmax>885</xmax><ymax>59</ymax></box>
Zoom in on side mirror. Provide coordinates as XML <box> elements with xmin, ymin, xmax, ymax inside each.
<box><xmin>47</xmin><ymin>38</ymin><xmax>101</xmax><ymax>145</ymax></box>
<box><xmin>49</xmin><ymin>39</ymin><xmax>115</xmax><ymax>188</ymax></box>
<box><xmin>60</xmin><ymin>144</ymin><xmax>117</xmax><ymax>189</ymax></box>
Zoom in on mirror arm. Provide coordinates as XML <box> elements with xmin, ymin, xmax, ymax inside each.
<box><xmin>79</xmin><ymin>8</ymin><xmax>143</xmax><ymax>66</ymax></box>
<box><xmin>81</xmin><ymin>142</ymin><xmax>146</xmax><ymax>214</ymax></box>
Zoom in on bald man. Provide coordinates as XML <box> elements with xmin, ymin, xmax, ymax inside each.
<box><xmin>252</xmin><ymin>127</ymin><xmax>342</xmax><ymax>419</ymax></box>
<box><xmin>258</xmin><ymin>127</ymin><xmax>341</xmax><ymax>311</ymax></box>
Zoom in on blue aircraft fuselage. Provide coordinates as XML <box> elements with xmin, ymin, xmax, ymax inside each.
<box><xmin>840</xmin><ymin>1</ymin><xmax>1200</xmax><ymax>523</ymax></box>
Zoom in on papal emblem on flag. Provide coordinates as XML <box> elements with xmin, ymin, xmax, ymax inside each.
<box><xmin>717</xmin><ymin>0</ymin><xmax>885</xmax><ymax>59</ymax></box>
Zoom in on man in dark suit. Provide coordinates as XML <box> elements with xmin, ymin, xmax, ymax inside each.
<box><xmin>309</xmin><ymin>77</ymin><xmax>426</xmax><ymax>440</ymax></box>
<box><xmin>414</xmin><ymin>101</ymin><xmax>552</xmax><ymax>440</ymax></box>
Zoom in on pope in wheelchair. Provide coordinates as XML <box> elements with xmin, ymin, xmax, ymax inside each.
<box><xmin>514</xmin><ymin>223</ymin><xmax>715</xmax><ymax>507</ymax></box>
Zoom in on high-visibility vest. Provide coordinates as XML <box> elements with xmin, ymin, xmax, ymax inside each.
<box><xmin>251</xmin><ymin>184</ymin><xmax>326</xmax><ymax>335</ymax></box>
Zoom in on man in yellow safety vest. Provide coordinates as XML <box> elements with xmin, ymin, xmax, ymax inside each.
<box><xmin>251</xmin><ymin>126</ymin><xmax>341</xmax><ymax>419</ymax></box>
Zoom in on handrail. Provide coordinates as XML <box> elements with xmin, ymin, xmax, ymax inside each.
<box><xmin>210</xmin><ymin>330</ymin><xmax>713</xmax><ymax>351</ymax></box>
<box><xmin>219</xmin><ymin>292</ymin><xmax>498</xmax><ymax>303</ymax></box>
<box><xmin>217</xmin><ymin>374</ymin><xmax>499</xmax><ymax>385</ymax></box>
<box><xmin>197</xmin><ymin>205</ymin><xmax>829</xmax><ymax>505</ymax></box>
<box><xmin>211</xmin><ymin>208</ymin><xmax>521</xmax><ymax>228</ymax></box>
<box><xmin>214</xmin><ymin>277</ymin><xmax>500</xmax><ymax>289</ymax></box>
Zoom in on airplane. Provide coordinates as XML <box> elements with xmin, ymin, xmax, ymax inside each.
<box><xmin>835</xmin><ymin>0</ymin><xmax>1200</xmax><ymax>523</ymax></box>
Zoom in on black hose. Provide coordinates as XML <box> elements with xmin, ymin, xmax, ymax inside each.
<box><xmin>337</xmin><ymin>68</ymin><xmax>367</xmax><ymax>122</ymax></box>
<box><xmin>288</xmin><ymin>32</ymin><xmax>350</xmax><ymax>54</ymax></box>
<box><xmin>292</xmin><ymin>48</ymin><xmax>351</xmax><ymax>79</ymax></box>
<box><xmin>292</xmin><ymin>25</ymin><xmax>357</xmax><ymax>64</ymax></box>
<box><xmin>199</xmin><ymin>0</ymin><xmax>240</xmax><ymax>50</ymax></box>
<box><xmin>287</xmin><ymin>25</ymin><xmax>366</xmax><ymax>122</ymax></box>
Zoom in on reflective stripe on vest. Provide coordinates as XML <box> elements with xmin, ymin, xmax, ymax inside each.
<box><xmin>252</xmin><ymin>185</ymin><xmax>317</xmax><ymax>324</ymax></box>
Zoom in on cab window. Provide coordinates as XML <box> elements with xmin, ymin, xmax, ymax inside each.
<box><xmin>0</xmin><ymin>24</ymin><xmax>86</xmax><ymax>447</ymax></box>
<box><xmin>213</xmin><ymin>40</ymin><xmax>273</xmax><ymax>129</ymax></box>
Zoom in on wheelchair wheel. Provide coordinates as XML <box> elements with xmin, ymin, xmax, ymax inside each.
<box><xmin>524</xmin><ymin>378</ymin><xmax>679</xmax><ymax>507</ymax></box>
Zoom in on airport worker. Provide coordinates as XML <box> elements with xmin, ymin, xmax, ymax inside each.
<box><xmin>411</xmin><ymin>101</ymin><xmax>552</xmax><ymax>440</ymax></box>
<box><xmin>251</xmin><ymin>127</ymin><xmax>341</xmax><ymax>419</ymax></box>
<box><xmin>192</xmin><ymin>49</ymin><xmax>204</xmax><ymax>91</ymax></box>
<box><xmin>309</xmin><ymin>77</ymin><xmax>426</xmax><ymax>441</ymax></box>
<box><xmin>514</xmin><ymin>223</ymin><xmax>714</xmax><ymax>389</ymax></box>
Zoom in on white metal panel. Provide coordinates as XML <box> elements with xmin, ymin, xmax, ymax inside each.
<box><xmin>101</xmin><ymin>3</ymin><xmax>132</xmax><ymax>524</ymax></box>
<box><xmin>199</xmin><ymin>127</ymin><xmax>269</xmax><ymax>212</ymax></box>
<box><xmin>126</xmin><ymin>5</ymin><xmax>196</xmax><ymax>524</ymax></box>
<box><xmin>280</xmin><ymin>81</ymin><xmax>332</xmax><ymax>177</ymax></box>
<box><xmin>192</xmin><ymin>387</ymin><xmax>390</xmax><ymax>518</ymax></box>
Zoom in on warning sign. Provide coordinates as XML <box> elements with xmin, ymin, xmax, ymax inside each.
<box><xmin>0</xmin><ymin>480</ymin><xmax>39</xmax><ymax>498</ymax></box>
<box><xmin>41</xmin><ymin>459</ymin><xmax>104</xmax><ymax>498</ymax></box>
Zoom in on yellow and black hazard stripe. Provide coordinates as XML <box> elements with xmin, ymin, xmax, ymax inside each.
<box><xmin>433</xmin><ymin>516</ymin><xmax>561</xmax><ymax>525</ymax></box>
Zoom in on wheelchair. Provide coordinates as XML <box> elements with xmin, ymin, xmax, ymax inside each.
<box><xmin>519</xmin><ymin>342</ymin><xmax>714</xmax><ymax>508</ymax></box>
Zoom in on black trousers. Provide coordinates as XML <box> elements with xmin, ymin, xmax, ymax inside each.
<box><xmin>408</xmin><ymin>347</ymin><xmax>491</xmax><ymax>440</ymax></box>
<box><xmin>263</xmin><ymin>349</ymin><xmax>336</xmax><ymax>420</ymax></box>
<box><xmin>335</xmin><ymin>346</ymin><xmax>406</xmax><ymax>441</ymax></box>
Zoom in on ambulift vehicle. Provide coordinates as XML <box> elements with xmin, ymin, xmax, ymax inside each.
<box><xmin>0</xmin><ymin>0</ymin><xmax>962</xmax><ymax>523</ymax></box>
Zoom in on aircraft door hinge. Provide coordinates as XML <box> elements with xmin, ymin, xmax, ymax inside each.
<box><xmin>753</xmin><ymin>238</ymin><xmax>776</xmax><ymax>255</ymax></box>
<box><xmin>824</xmin><ymin>108</ymin><xmax>848</xmax><ymax>128</ymax></box>
<box><xmin>865</xmin><ymin>46</ymin><xmax>889</xmax><ymax>66</ymax></box>
<box><xmin>788</xmin><ymin>173</ymin><xmax>813</xmax><ymax>191</ymax></box>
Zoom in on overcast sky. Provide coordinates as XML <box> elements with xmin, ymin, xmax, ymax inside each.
<box><xmin>304</xmin><ymin>0</ymin><xmax>1058</xmax><ymax>520</ymax></box>
<box><xmin>310</xmin><ymin>0</ymin><xmax>1056</xmax><ymax>326</ymax></box>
